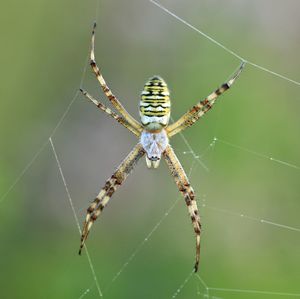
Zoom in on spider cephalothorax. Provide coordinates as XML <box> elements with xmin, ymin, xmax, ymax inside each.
<box><xmin>140</xmin><ymin>129</ymin><xmax>168</xmax><ymax>168</ymax></box>
<box><xmin>79</xmin><ymin>22</ymin><xmax>244</xmax><ymax>272</ymax></box>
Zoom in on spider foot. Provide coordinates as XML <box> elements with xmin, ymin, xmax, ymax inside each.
<box><xmin>79</xmin><ymin>204</ymin><xmax>101</xmax><ymax>255</ymax></box>
<box><xmin>194</xmin><ymin>260</ymin><xmax>199</xmax><ymax>273</ymax></box>
<box><xmin>79</xmin><ymin>227</ymin><xmax>88</xmax><ymax>254</ymax></box>
<box><xmin>79</xmin><ymin>235</ymin><xmax>88</xmax><ymax>255</ymax></box>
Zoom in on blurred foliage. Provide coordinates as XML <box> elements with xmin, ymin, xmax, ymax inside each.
<box><xmin>1</xmin><ymin>0</ymin><xmax>300</xmax><ymax>298</ymax></box>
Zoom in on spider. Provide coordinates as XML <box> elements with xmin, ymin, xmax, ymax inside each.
<box><xmin>79</xmin><ymin>23</ymin><xmax>245</xmax><ymax>272</ymax></box>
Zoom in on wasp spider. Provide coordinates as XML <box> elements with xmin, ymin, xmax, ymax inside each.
<box><xmin>79</xmin><ymin>23</ymin><xmax>245</xmax><ymax>272</ymax></box>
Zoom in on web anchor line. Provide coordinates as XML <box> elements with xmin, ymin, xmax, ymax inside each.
<box><xmin>0</xmin><ymin>49</ymin><xmax>90</xmax><ymax>204</ymax></box>
<box><xmin>195</xmin><ymin>274</ymin><xmax>210</xmax><ymax>298</ymax></box>
<box><xmin>49</xmin><ymin>137</ymin><xmax>103</xmax><ymax>298</ymax></box>
<box><xmin>208</xmin><ymin>287</ymin><xmax>300</xmax><ymax>297</ymax></box>
<box><xmin>0</xmin><ymin>139</ymin><xmax>49</xmax><ymax>203</ymax></box>
<box><xmin>149</xmin><ymin>0</ymin><xmax>300</xmax><ymax>87</ymax></box>
<box><xmin>108</xmin><ymin>195</ymin><xmax>181</xmax><ymax>289</ymax></box>
<box><xmin>78</xmin><ymin>287</ymin><xmax>90</xmax><ymax>299</ymax></box>
<box><xmin>172</xmin><ymin>272</ymin><xmax>300</xmax><ymax>298</ymax></box>
<box><xmin>203</xmin><ymin>204</ymin><xmax>300</xmax><ymax>233</ymax></box>
<box><xmin>172</xmin><ymin>270</ymin><xmax>195</xmax><ymax>298</ymax></box>
<box><xmin>215</xmin><ymin>137</ymin><xmax>300</xmax><ymax>171</ymax></box>
<box><xmin>0</xmin><ymin>89</ymin><xmax>79</xmax><ymax>204</ymax></box>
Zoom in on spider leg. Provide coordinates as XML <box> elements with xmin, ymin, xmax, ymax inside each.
<box><xmin>79</xmin><ymin>143</ymin><xmax>145</xmax><ymax>254</ymax></box>
<box><xmin>89</xmin><ymin>23</ymin><xmax>142</xmax><ymax>134</ymax></box>
<box><xmin>163</xmin><ymin>145</ymin><xmax>201</xmax><ymax>272</ymax></box>
<box><xmin>166</xmin><ymin>62</ymin><xmax>245</xmax><ymax>137</ymax></box>
<box><xmin>80</xmin><ymin>88</ymin><xmax>141</xmax><ymax>137</ymax></box>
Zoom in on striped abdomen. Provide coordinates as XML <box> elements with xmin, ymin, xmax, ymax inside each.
<box><xmin>139</xmin><ymin>76</ymin><xmax>171</xmax><ymax>131</ymax></box>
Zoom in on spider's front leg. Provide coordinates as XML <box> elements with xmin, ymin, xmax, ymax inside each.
<box><xmin>80</xmin><ymin>88</ymin><xmax>141</xmax><ymax>137</ymax></box>
<box><xmin>79</xmin><ymin>143</ymin><xmax>145</xmax><ymax>254</ymax></box>
<box><xmin>89</xmin><ymin>23</ymin><xmax>142</xmax><ymax>134</ymax></box>
<box><xmin>163</xmin><ymin>145</ymin><xmax>201</xmax><ymax>272</ymax></box>
<box><xmin>167</xmin><ymin>62</ymin><xmax>245</xmax><ymax>137</ymax></box>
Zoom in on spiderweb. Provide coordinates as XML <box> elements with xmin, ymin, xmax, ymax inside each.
<box><xmin>1</xmin><ymin>0</ymin><xmax>300</xmax><ymax>298</ymax></box>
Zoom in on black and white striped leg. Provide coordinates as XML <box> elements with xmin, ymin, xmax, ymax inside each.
<box><xmin>79</xmin><ymin>143</ymin><xmax>145</xmax><ymax>254</ymax></box>
<box><xmin>80</xmin><ymin>88</ymin><xmax>140</xmax><ymax>137</ymax></box>
<box><xmin>167</xmin><ymin>62</ymin><xmax>245</xmax><ymax>137</ymax></box>
<box><xmin>163</xmin><ymin>145</ymin><xmax>201</xmax><ymax>272</ymax></box>
<box><xmin>89</xmin><ymin>23</ymin><xmax>142</xmax><ymax>133</ymax></box>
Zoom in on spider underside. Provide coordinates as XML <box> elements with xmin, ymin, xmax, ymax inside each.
<box><xmin>79</xmin><ymin>23</ymin><xmax>245</xmax><ymax>272</ymax></box>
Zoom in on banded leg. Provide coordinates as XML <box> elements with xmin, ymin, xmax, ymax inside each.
<box><xmin>79</xmin><ymin>143</ymin><xmax>145</xmax><ymax>254</ymax></box>
<box><xmin>167</xmin><ymin>62</ymin><xmax>245</xmax><ymax>137</ymax></box>
<box><xmin>90</xmin><ymin>23</ymin><xmax>142</xmax><ymax>134</ymax></box>
<box><xmin>163</xmin><ymin>145</ymin><xmax>201</xmax><ymax>272</ymax></box>
<box><xmin>80</xmin><ymin>88</ymin><xmax>141</xmax><ymax>137</ymax></box>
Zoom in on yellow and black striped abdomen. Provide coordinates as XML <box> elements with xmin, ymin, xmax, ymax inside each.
<box><xmin>139</xmin><ymin>76</ymin><xmax>171</xmax><ymax>131</ymax></box>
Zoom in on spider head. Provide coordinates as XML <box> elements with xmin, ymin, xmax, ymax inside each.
<box><xmin>139</xmin><ymin>76</ymin><xmax>171</xmax><ymax>131</ymax></box>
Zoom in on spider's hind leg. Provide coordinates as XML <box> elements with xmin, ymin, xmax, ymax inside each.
<box><xmin>79</xmin><ymin>177</ymin><xmax>117</xmax><ymax>254</ymax></box>
<box><xmin>79</xmin><ymin>143</ymin><xmax>145</xmax><ymax>254</ymax></box>
<box><xmin>163</xmin><ymin>145</ymin><xmax>201</xmax><ymax>272</ymax></box>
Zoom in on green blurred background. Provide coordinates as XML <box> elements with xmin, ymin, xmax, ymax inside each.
<box><xmin>1</xmin><ymin>0</ymin><xmax>300</xmax><ymax>298</ymax></box>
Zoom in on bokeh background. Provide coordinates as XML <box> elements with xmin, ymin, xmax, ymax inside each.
<box><xmin>1</xmin><ymin>0</ymin><xmax>300</xmax><ymax>298</ymax></box>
